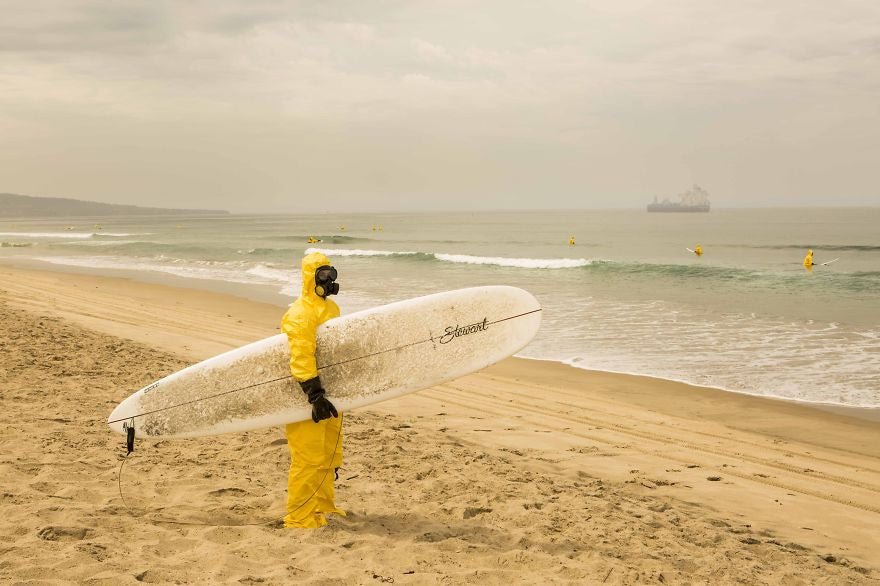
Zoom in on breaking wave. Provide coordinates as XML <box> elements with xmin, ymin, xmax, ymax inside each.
<box><xmin>0</xmin><ymin>231</ymin><xmax>94</xmax><ymax>239</ymax></box>
<box><xmin>32</xmin><ymin>256</ymin><xmax>299</xmax><ymax>290</ymax></box>
<box><xmin>306</xmin><ymin>248</ymin><xmax>593</xmax><ymax>269</ymax></box>
<box><xmin>300</xmin><ymin>247</ymin><xmax>880</xmax><ymax>290</ymax></box>
<box><xmin>432</xmin><ymin>254</ymin><xmax>593</xmax><ymax>269</ymax></box>
<box><xmin>0</xmin><ymin>231</ymin><xmax>150</xmax><ymax>240</ymax></box>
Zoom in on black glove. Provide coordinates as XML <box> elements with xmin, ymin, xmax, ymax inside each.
<box><xmin>299</xmin><ymin>376</ymin><xmax>339</xmax><ymax>423</ymax></box>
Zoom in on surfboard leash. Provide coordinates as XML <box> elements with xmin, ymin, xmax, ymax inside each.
<box><xmin>115</xmin><ymin>450</ymin><xmax>281</xmax><ymax>527</ymax></box>
<box><xmin>114</xmin><ymin>416</ymin><xmax>343</xmax><ymax>528</ymax></box>
<box><xmin>116</xmin><ymin>415</ymin><xmax>280</xmax><ymax>526</ymax></box>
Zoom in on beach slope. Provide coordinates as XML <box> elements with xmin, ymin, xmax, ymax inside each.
<box><xmin>1</xmin><ymin>265</ymin><xmax>878</xmax><ymax>584</ymax></box>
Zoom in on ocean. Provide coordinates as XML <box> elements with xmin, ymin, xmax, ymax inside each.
<box><xmin>2</xmin><ymin>208</ymin><xmax>878</xmax><ymax>408</ymax></box>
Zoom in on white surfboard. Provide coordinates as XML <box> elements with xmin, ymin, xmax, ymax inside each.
<box><xmin>821</xmin><ymin>258</ymin><xmax>840</xmax><ymax>266</ymax></box>
<box><xmin>108</xmin><ymin>286</ymin><xmax>541</xmax><ymax>439</ymax></box>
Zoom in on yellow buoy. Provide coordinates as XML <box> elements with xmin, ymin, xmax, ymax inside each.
<box><xmin>694</xmin><ymin>245</ymin><xmax>703</xmax><ymax>256</ymax></box>
<box><xmin>568</xmin><ymin>235</ymin><xmax>575</xmax><ymax>246</ymax></box>
<box><xmin>803</xmin><ymin>249</ymin><xmax>813</xmax><ymax>268</ymax></box>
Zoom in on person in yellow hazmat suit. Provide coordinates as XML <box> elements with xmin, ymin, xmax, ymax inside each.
<box><xmin>280</xmin><ymin>251</ymin><xmax>344</xmax><ymax>528</ymax></box>
<box><xmin>803</xmin><ymin>249</ymin><xmax>814</xmax><ymax>268</ymax></box>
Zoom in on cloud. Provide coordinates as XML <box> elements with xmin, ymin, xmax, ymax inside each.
<box><xmin>0</xmin><ymin>0</ymin><xmax>878</xmax><ymax>210</ymax></box>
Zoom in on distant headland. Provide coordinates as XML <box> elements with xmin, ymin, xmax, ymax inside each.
<box><xmin>0</xmin><ymin>193</ymin><xmax>229</xmax><ymax>218</ymax></box>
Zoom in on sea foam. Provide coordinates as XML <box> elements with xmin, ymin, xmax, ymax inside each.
<box><xmin>307</xmin><ymin>247</ymin><xmax>592</xmax><ymax>269</ymax></box>
<box><xmin>0</xmin><ymin>231</ymin><xmax>149</xmax><ymax>239</ymax></box>
<box><xmin>0</xmin><ymin>231</ymin><xmax>93</xmax><ymax>239</ymax></box>
<box><xmin>33</xmin><ymin>256</ymin><xmax>301</xmax><ymax>292</ymax></box>
<box><xmin>305</xmin><ymin>247</ymin><xmax>414</xmax><ymax>257</ymax></box>
<box><xmin>433</xmin><ymin>254</ymin><xmax>592</xmax><ymax>269</ymax></box>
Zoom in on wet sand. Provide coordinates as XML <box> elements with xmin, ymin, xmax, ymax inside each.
<box><xmin>1</xmin><ymin>264</ymin><xmax>878</xmax><ymax>584</ymax></box>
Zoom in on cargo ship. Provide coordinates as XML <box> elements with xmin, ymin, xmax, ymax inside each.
<box><xmin>647</xmin><ymin>184</ymin><xmax>711</xmax><ymax>213</ymax></box>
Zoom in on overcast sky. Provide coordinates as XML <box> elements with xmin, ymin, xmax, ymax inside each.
<box><xmin>1</xmin><ymin>1</ymin><xmax>878</xmax><ymax>212</ymax></box>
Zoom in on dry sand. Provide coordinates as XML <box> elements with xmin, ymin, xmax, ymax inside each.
<box><xmin>1</xmin><ymin>264</ymin><xmax>879</xmax><ymax>585</ymax></box>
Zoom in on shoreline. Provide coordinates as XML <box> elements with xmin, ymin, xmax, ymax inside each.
<box><xmin>518</xmin><ymin>355</ymin><xmax>880</xmax><ymax>423</ymax></box>
<box><xmin>0</xmin><ymin>254</ymin><xmax>292</xmax><ymax>308</ymax></box>
<box><xmin>4</xmin><ymin>256</ymin><xmax>878</xmax><ymax>420</ymax></box>
<box><xmin>2</xmin><ymin>261</ymin><xmax>879</xmax><ymax>582</ymax></box>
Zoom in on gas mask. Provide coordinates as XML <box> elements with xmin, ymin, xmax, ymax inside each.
<box><xmin>314</xmin><ymin>265</ymin><xmax>339</xmax><ymax>298</ymax></box>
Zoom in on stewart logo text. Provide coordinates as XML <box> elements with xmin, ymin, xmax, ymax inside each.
<box><xmin>439</xmin><ymin>318</ymin><xmax>489</xmax><ymax>344</ymax></box>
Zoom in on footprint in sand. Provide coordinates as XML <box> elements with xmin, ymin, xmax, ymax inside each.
<box><xmin>208</xmin><ymin>487</ymin><xmax>249</xmax><ymax>497</ymax></box>
<box><xmin>38</xmin><ymin>526</ymin><xmax>89</xmax><ymax>541</ymax></box>
<box><xmin>462</xmin><ymin>506</ymin><xmax>493</xmax><ymax>519</ymax></box>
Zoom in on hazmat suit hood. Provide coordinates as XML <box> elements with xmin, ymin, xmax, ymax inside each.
<box><xmin>301</xmin><ymin>251</ymin><xmax>335</xmax><ymax>301</ymax></box>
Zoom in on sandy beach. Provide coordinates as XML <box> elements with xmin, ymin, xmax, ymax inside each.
<box><xmin>1</xmin><ymin>263</ymin><xmax>879</xmax><ymax>585</ymax></box>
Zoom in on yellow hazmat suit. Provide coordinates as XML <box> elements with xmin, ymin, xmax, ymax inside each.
<box><xmin>803</xmin><ymin>249</ymin><xmax>814</xmax><ymax>268</ymax></box>
<box><xmin>281</xmin><ymin>251</ymin><xmax>344</xmax><ymax>528</ymax></box>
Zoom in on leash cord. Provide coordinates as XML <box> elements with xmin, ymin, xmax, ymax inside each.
<box><xmin>115</xmin><ymin>419</ymin><xmax>343</xmax><ymax>527</ymax></box>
